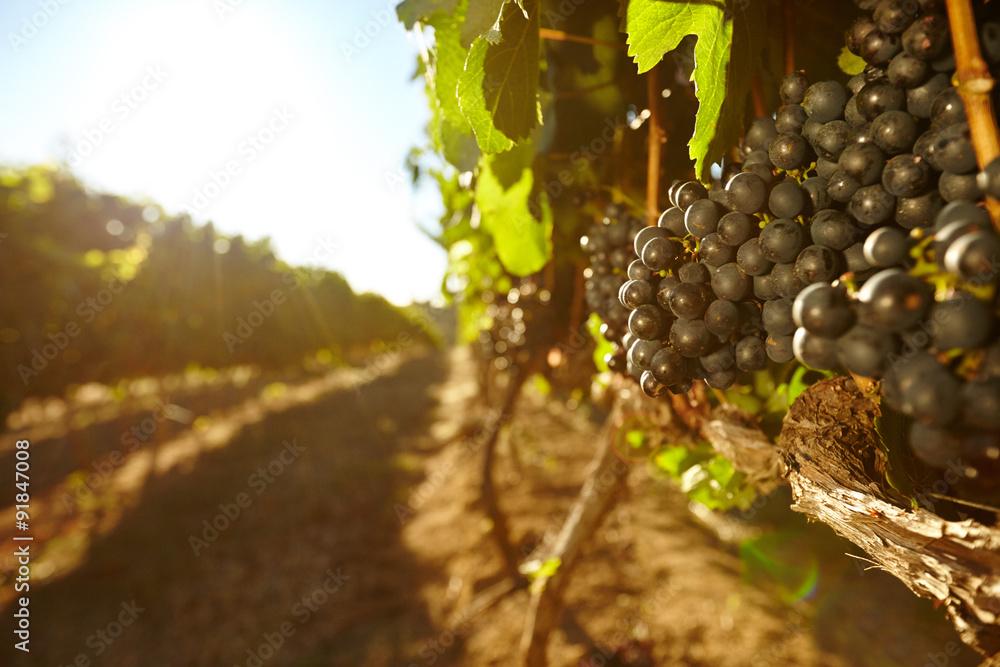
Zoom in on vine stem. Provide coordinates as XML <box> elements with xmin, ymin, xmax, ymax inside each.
<box><xmin>538</xmin><ymin>29</ymin><xmax>628</xmax><ymax>53</ymax></box>
<box><xmin>783</xmin><ymin>0</ymin><xmax>795</xmax><ymax>74</ymax></box>
<box><xmin>646</xmin><ymin>66</ymin><xmax>662</xmax><ymax>226</ymax></box>
<box><xmin>944</xmin><ymin>0</ymin><xmax>1000</xmax><ymax>228</ymax></box>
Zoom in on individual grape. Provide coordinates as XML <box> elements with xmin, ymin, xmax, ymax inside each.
<box><xmin>744</xmin><ymin>148</ymin><xmax>773</xmax><ymax>167</ymax></box>
<box><xmin>930</xmin><ymin>87</ymin><xmax>966</xmax><ymax>129</ymax></box>
<box><xmin>909</xmin><ymin>422</ymin><xmax>963</xmax><ymax>468</ymax></box>
<box><xmin>814</xmin><ymin>120</ymin><xmax>851</xmax><ymax>160</ymax></box>
<box><xmin>769</xmin><ymin>133</ymin><xmax>810</xmax><ymax>171</ymax></box>
<box><xmin>669</xmin><ymin>281</ymin><xmax>712</xmax><ymax>319</ymax></box>
<box><xmin>978</xmin><ymin>155</ymin><xmax>1000</xmax><ymax>199</ymax></box>
<box><xmin>776</xmin><ymin>104</ymin><xmax>809</xmax><ymax>134</ymax></box>
<box><xmin>816</xmin><ymin>157</ymin><xmax>840</xmax><ymax>180</ymax></box>
<box><xmin>640</xmin><ymin>370</ymin><xmax>668</xmax><ymax>398</ymax></box>
<box><xmin>847</xmin><ymin>121</ymin><xmax>875</xmax><ymax>146</ymax></box>
<box><xmin>881</xmin><ymin>153</ymin><xmax>930</xmax><ymax>198</ymax></box>
<box><xmin>700</xmin><ymin>345</ymin><xmax>735</xmax><ymax>373</ymax></box>
<box><xmin>847</xmin><ymin>72</ymin><xmax>867</xmax><ymax>94</ymax></box>
<box><xmin>685</xmin><ymin>199</ymin><xmax>722</xmax><ymax>238</ymax></box>
<box><xmin>939</xmin><ymin>171</ymin><xmax>983</xmax><ymax>203</ymax></box>
<box><xmin>837</xmin><ymin>323</ymin><xmax>897</xmax><ymax>377</ymax></box>
<box><xmin>894</xmin><ymin>357</ymin><xmax>961</xmax><ymax>425</ymax></box>
<box><xmin>717</xmin><ymin>211</ymin><xmax>757</xmax><ymax>246</ymax></box>
<box><xmin>759</xmin><ymin>219</ymin><xmax>807</xmax><ymax>263</ymax></box>
<box><xmin>742</xmin><ymin>162</ymin><xmax>776</xmax><ymax>186</ymax></box>
<box><xmin>870</xmin><ymin>110</ymin><xmax>917</xmax><ymax>154</ymax></box>
<box><xmin>769</xmin><ymin>262</ymin><xmax>805</xmax><ymax>298</ymax></box>
<box><xmin>849</xmin><ymin>184</ymin><xmax>897</xmax><ymax>227</ymax></box>
<box><xmin>667</xmin><ymin>378</ymin><xmax>694</xmax><ymax>395</ymax></box>
<box><xmin>794</xmin><ymin>244</ymin><xmax>842</xmax><ymax>284</ymax></box>
<box><xmin>670</xmin><ymin>318</ymin><xmax>714</xmax><ymax>358</ymax></box>
<box><xmin>935</xmin><ymin>201</ymin><xmax>992</xmax><ymax>231</ymax></box>
<box><xmin>862</xmin><ymin>30</ymin><xmax>902</xmax><ymax>66</ymax></box>
<box><xmin>705</xmin><ymin>368</ymin><xmax>738</xmax><ymax>390</ymax></box>
<box><xmin>633</xmin><ymin>226</ymin><xmax>669</xmax><ymax>256</ymax></box>
<box><xmin>933</xmin><ymin>122</ymin><xmax>977</xmax><ymax>174</ymax></box>
<box><xmin>675</xmin><ymin>181</ymin><xmax>709</xmax><ymax>210</ymax></box>
<box><xmin>810</xmin><ymin>209</ymin><xmax>859</xmax><ymax>250</ymax></box>
<box><xmin>604</xmin><ymin>349</ymin><xmax>627</xmax><ymax>373</ymax></box>
<box><xmin>650</xmin><ymin>347</ymin><xmax>688</xmax><ymax>386</ymax></box>
<box><xmin>895</xmin><ymin>190</ymin><xmax>943</xmax><ymax>229</ymax></box>
<box><xmin>678</xmin><ymin>262</ymin><xmax>712</xmax><ymax>283</ymax></box>
<box><xmin>711</xmin><ymin>262</ymin><xmax>751</xmax><ymax>301</ymax></box>
<box><xmin>961</xmin><ymin>379</ymin><xmax>1000</xmax><ymax>431</ymax></box>
<box><xmin>610</xmin><ymin>246</ymin><xmax>633</xmax><ymax>270</ymax></box>
<box><xmin>902</xmin><ymin>13</ymin><xmax>950</xmax><ymax>60</ymax></box>
<box><xmin>793</xmin><ymin>328</ymin><xmax>840</xmax><ymax>370</ymax></box>
<box><xmin>801</xmin><ymin>177</ymin><xmax>833</xmax><ymax>212</ymax></box>
<box><xmin>906</xmin><ymin>72</ymin><xmax>950</xmax><ymax>118</ymax></box>
<box><xmin>667</xmin><ymin>180</ymin><xmax>684</xmax><ymax>208</ymax></box>
<box><xmin>874</xmin><ymin>0</ymin><xmax>917</xmax><ymax>35</ymax></box>
<box><xmin>620</xmin><ymin>279</ymin><xmax>655</xmax><ymax>309</ymax></box>
<box><xmin>655</xmin><ymin>275</ymin><xmax>681</xmax><ymax>312</ymax></box>
<box><xmin>642</xmin><ymin>236</ymin><xmax>681</xmax><ymax>271</ymax></box>
<box><xmin>887</xmin><ymin>52</ymin><xmax>930</xmax><ymax>88</ymax></box>
<box><xmin>762</xmin><ymin>297</ymin><xmax>796</xmax><ymax>336</ymax></box>
<box><xmin>768</xmin><ymin>180</ymin><xmax>807</xmax><ymax>219</ymax></box>
<box><xmin>847</xmin><ymin>15</ymin><xmax>879</xmax><ymax>55</ymax></box>
<box><xmin>943</xmin><ymin>230</ymin><xmax>1000</xmax><ymax>283</ymax></box>
<box><xmin>838</xmin><ymin>142</ymin><xmax>886</xmax><ymax>185</ymax></box>
<box><xmin>913</xmin><ymin>128</ymin><xmax>942</xmax><ymax>170</ymax></box>
<box><xmin>743</xmin><ymin>116</ymin><xmax>779</xmax><ymax>152</ymax></box>
<box><xmin>734</xmin><ymin>335</ymin><xmax>768</xmax><ymax>371</ymax></box>
<box><xmin>863</xmin><ymin>226</ymin><xmax>912</xmax><ymax>267</ymax></box>
<box><xmin>802</xmin><ymin>118</ymin><xmax>824</xmax><ymax>146</ymax></box>
<box><xmin>754</xmin><ymin>274</ymin><xmax>779</xmax><ymax>301</ymax></box>
<box><xmin>803</xmin><ymin>80</ymin><xmax>849</xmax><ymax>122</ymax></box>
<box><xmin>705</xmin><ymin>299</ymin><xmax>741</xmax><ymax>338</ymax></box>
<box><xmin>793</xmin><ymin>282</ymin><xmax>856</xmax><ymax>338</ymax></box>
<box><xmin>780</xmin><ymin>71</ymin><xmax>810</xmax><ymax>105</ymax></box>
<box><xmin>857</xmin><ymin>268</ymin><xmax>930</xmax><ymax>332</ymax></box>
<box><xmin>699</xmin><ymin>233</ymin><xmax>735</xmax><ymax>268</ymax></box>
<box><xmin>629</xmin><ymin>303</ymin><xmax>669</xmax><ymax>340</ymax></box>
<box><xmin>857</xmin><ymin>81</ymin><xmax>906</xmax><ymax>121</ymax></box>
<box><xmin>766</xmin><ymin>334</ymin><xmax>795</xmax><ymax>363</ymax></box>
<box><xmin>738</xmin><ymin>300</ymin><xmax>763</xmax><ymax>333</ymax></box>
<box><xmin>828</xmin><ymin>170</ymin><xmax>862</xmax><ymax>202</ymax></box>
<box><xmin>708</xmin><ymin>180</ymin><xmax>730</xmax><ymax>208</ymax></box>
<box><xmin>628</xmin><ymin>338</ymin><xmax>663</xmax><ymax>370</ymax></box>
<box><xmin>657</xmin><ymin>207</ymin><xmax>688</xmax><ymax>237</ymax></box>
<box><xmin>628</xmin><ymin>258</ymin><xmax>653</xmax><ymax>282</ymax></box>
<box><xmin>927</xmin><ymin>294</ymin><xmax>993</xmax><ymax>350</ymax></box>
<box><xmin>844</xmin><ymin>95</ymin><xmax>866</xmax><ymax>127</ymax></box>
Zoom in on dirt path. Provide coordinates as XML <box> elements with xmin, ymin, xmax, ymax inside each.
<box><xmin>0</xmin><ymin>347</ymin><xmax>983</xmax><ymax>666</ymax></box>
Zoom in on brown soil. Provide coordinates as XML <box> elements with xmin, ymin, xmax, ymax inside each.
<box><xmin>0</xmin><ymin>347</ymin><xmax>983</xmax><ymax>666</ymax></box>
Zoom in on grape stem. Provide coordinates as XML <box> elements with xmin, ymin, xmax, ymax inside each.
<box><xmin>646</xmin><ymin>66</ymin><xmax>663</xmax><ymax>226</ymax></box>
<box><xmin>944</xmin><ymin>0</ymin><xmax>1000</xmax><ymax>228</ymax></box>
<box><xmin>538</xmin><ymin>28</ymin><xmax>628</xmax><ymax>52</ymax></box>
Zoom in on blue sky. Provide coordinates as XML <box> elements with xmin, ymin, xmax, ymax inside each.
<box><xmin>0</xmin><ymin>0</ymin><xmax>446</xmax><ymax>305</ymax></box>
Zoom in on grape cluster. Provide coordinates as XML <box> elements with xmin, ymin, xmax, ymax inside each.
<box><xmin>476</xmin><ymin>280</ymin><xmax>552</xmax><ymax>371</ymax></box>
<box><xmin>583</xmin><ymin>0</ymin><xmax>1000</xmax><ymax>488</ymax></box>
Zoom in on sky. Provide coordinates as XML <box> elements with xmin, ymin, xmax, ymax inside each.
<box><xmin>0</xmin><ymin>0</ymin><xmax>447</xmax><ymax>305</ymax></box>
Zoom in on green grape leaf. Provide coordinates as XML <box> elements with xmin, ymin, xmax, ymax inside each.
<box><xmin>429</xmin><ymin>5</ymin><xmax>470</xmax><ymax>127</ymax></box>
<box><xmin>460</xmin><ymin>0</ymin><xmax>507</xmax><ymax>46</ymax></box>
<box><xmin>620</xmin><ymin>1</ymin><xmax>763</xmax><ymax>179</ymax></box>
<box><xmin>474</xmin><ymin>152</ymin><xmax>552</xmax><ymax>275</ymax></box>
<box><xmin>482</xmin><ymin>0</ymin><xmax>540</xmax><ymax>142</ymax></box>
<box><xmin>397</xmin><ymin>0</ymin><xmax>459</xmax><ymax>29</ymax></box>
<box><xmin>458</xmin><ymin>39</ymin><xmax>515</xmax><ymax>153</ymax></box>
<box><xmin>838</xmin><ymin>45</ymin><xmax>866</xmax><ymax>76</ymax></box>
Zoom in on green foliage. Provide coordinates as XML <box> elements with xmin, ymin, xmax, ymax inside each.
<box><xmin>481</xmin><ymin>0</ymin><xmax>540</xmax><ymax>142</ymax></box>
<box><xmin>619</xmin><ymin>0</ymin><xmax>765</xmax><ymax>178</ymax></box>
<box><xmin>654</xmin><ymin>442</ymin><xmax>757</xmax><ymax>512</ymax></box>
<box><xmin>458</xmin><ymin>38</ymin><xmax>516</xmax><ymax>153</ymax></box>
<box><xmin>585</xmin><ymin>313</ymin><xmax>612</xmax><ymax>373</ymax></box>
<box><xmin>837</xmin><ymin>45</ymin><xmax>866</xmax><ymax>75</ymax></box>
<box><xmin>397</xmin><ymin>0</ymin><xmax>459</xmax><ymax>28</ymax></box>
